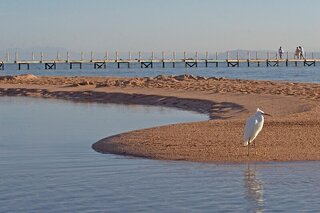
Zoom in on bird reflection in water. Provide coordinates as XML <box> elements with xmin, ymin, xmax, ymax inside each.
<box><xmin>244</xmin><ymin>164</ymin><xmax>265</xmax><ymax>213</ymax></box>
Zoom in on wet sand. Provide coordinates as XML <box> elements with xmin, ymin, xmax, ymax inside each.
<box><xmin>1</xmin><ymin>74</ymin><xmax>320</xmax><ymax>162</ymax></box>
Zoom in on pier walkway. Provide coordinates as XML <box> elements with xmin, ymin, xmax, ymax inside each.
<box><xmin>0</xmin><ymin>51</ymin><xmax>319</xmax><ymax>70</ymax></box>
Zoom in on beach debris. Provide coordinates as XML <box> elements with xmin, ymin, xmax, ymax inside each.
<box><xmin>208</xmin><ymin>77</ymin><xmax>219</xmax><ymax>80</ymax></box>
<box><xmin>174</xmin><ymin>74</ymin><xmax>197</xmax><ymax>81</ymax></box>
<box><xmin>196</xmin><ymin>76</ymin><xmax>207</xmax><ymax>80</ymax></box>
<box><xmin>155</xmin><ymin>75</ymin><xmax>169</xmax><ymax>80</ymax></box>
<box><xmin>13</xmin><ymin>74</ymin><xmax>38</xmax><ymax>80</ymax></box>
<box><xmin>78</xmin><ymin>80</ymin><xmax>94</xmax><ymax>86</ymax></box>
<box><xmin>0</xmin><ymin>74</ymin><xmax>38</xmax><ymax>83</ymax></box>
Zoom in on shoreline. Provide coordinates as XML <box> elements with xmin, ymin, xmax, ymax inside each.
<box><xmin>1</xmin><ymin>74</ymin><xmax>320</xmax><ymax>162</ymax></box>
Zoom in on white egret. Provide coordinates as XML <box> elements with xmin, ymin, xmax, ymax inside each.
<box><xmin>244</xmin><ymin>108</ymin><xmax>271</xmax><ymax>156</ymax></box>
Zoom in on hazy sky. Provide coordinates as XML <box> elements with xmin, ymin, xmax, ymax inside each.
<box><xmin>2</xmin><ymin>0</ymin><xmax>320</xmax><ymax>52</ymax></box>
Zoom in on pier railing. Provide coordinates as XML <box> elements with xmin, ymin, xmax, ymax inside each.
<box><xmin>0</xmin><ymin>51</ymin><xmax>320</xmax><ymax>70</ymax></box>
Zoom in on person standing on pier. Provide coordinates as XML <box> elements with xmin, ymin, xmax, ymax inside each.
<box><xmin>278</xmin><ymin>46</ymin><xmax>284</xmax><ymax>59</ymax></box>
<box><xmin>294</xmin><ymin>47</ymin><xmax>300</xmax><ymax>59</ymax></box>
<box><xmin>299</xmin><ymin>46</ymin><xmax>305</xmax><ymax>59</ymax></box>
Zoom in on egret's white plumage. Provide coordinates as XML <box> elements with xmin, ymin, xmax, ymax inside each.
<box><xmin>243</xmin><ymin>108</ymin><xmax>270</xmax><ymax>156</ymax></box>
<box><xmin>244</xmin><ymin>108</ymin><xmax>265</xmax><ymax>146</ymax></box>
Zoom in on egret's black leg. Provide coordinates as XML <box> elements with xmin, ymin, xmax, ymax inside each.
<box><xmin>247</xmin><ymin>138</ymin><xmax>251</xmax><ymax>156</ymax></box>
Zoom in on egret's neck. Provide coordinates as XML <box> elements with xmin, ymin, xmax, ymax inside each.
<box><xmin>256</xmin><ymin>112</ymin><xmax>264</xmax><ymax>121</ymax></box>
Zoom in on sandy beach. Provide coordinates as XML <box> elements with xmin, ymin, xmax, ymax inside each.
<box><xmin>1</xmin><ymin>74</ymin><xmax>320</xmax><ymax>163</ymax></box>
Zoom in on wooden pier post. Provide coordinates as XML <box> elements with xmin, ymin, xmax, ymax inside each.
<box><xmin>127</xmin><ymin>51</ymin><xmax>131</xmax><ymax>68</ymax></box>
<box><xmin>45</xmin><ymin>63</ymin><xmax>56</xmax><ymax>70</ymax></box>
<box><xmin>139</xmin><ymin>52</ymin><xmax>142</xmax><ymax>68</ymax></box>
<box><xmin>67</xmin><ymin>52</ymin><xmax>70</xmax><ymax>62</ymax></box>
<box><xmin>173</xmin><ymin>51</ymin><xmax>176</xmax><ymax>68</ymax></box>
<box><xmin>15</xmin><ymin>52</ymin><xmax>18</xmax><ymax>63</ymax></box>
<box><xmin>235</xmin><ymin>51</ymin><xmax>239</xmax><ymax>67</ymax></box>
<box><xmin>226</xmin><ymin>51</ymin><xmax>230</xmax><ymax>67</ymax></box>
<box><xmin>247</xmin><ymin>51</ymin><xmax>250</xmax><ymax>67</ymax></box>
<box><xmin>18</xmin><ymin>63</ymin><xmax>29</xmax><ymax>70</ymax></box>
<box><xmin>141</xmin><ymin>62</ymin><xmax>153</xmax><ymax>68</ymax></box>
<box><xmin>70</xmin><ymin>62</ymin><xmax>82</xmax><ymax>69</ymax></box>
<box><xmin>94</xmin><ymin>62</ymin><xmax>106</xmax><ymax>69</ymax></box>
<box><xmin>40</xmin><ymin>52</ymin><xmax>43</xmax><ymax>63</ymax></box>
<box><xmin>151</xmin><ymin>52</ymin><xmax>154</xmax><ymax>68</ymax></box>
<box><xmin>195</xmin><ymin>51</ymin><xmax>198</xmax><ymax>67</ymax></box>
<box><xmin>162</xmin><ymin>51</ymin><xmax>165</xmax><ymax>68</ymax></box>
<box><xmin>216</xmin><ymin>52</ymin><xmax>218</xmax><ymax>67</ymax></box>
<box><xmin>116</xmin><ymin>51</ymin><xmax>120</xmax><ymax>68</ymax></box>
<box><xmin>205</xmin><ymin>51</ymin><xmax>208</xmax><ymax>67</ymax></box>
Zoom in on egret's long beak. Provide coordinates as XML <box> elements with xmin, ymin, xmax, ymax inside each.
<box><xmin>263</xmin><ymin>113</ymin><xmax>272</xmax><ymax>117</ymax></box>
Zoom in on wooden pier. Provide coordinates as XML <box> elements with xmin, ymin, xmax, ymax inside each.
<box><xmin>1</xmin><ymin>51</ymin><xmax>320</xmax><ymax>70</ymax></box>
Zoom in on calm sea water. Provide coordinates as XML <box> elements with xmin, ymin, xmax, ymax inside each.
<box><xmin>1</xmin><ymin>97</ymin><xmax>320</xmax><ymax>212</ymax></box>
<box><xmin>1</xmin><ymin>62</ymin><xmax>320</xmax><ymax>83</ymax></box>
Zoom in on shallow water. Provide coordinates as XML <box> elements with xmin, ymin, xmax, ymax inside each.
<box><xmin>1</xmin><ymin>62</ymin><xmax>320</xmax><ymax>83</ymax></box>
<box><xmin>1</xmin><ymin>97</ymin><xmax>320</xmax><ymax>212</ymax></box>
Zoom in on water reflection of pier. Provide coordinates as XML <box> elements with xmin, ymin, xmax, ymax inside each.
<box><xmin>244</xmin><ymin>164</ymin><xmax>265</xmax><ymax>213</ymax></box>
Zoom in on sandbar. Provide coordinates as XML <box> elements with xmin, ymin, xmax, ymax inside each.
<box><xmin>1</xmin><ymin>74</ymin><xmax>320</xmax><ymax>162</ymax></box>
